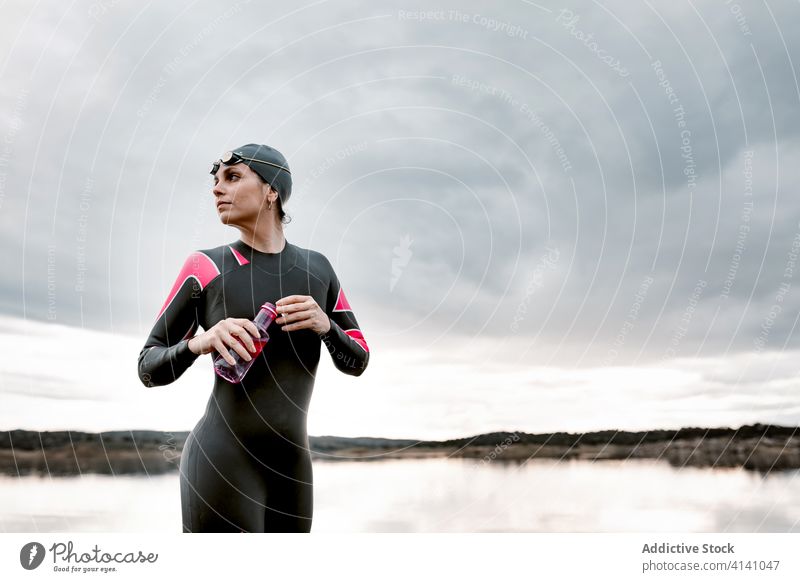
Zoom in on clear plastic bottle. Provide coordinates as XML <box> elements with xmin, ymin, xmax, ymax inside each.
<box><xmin>213</xmin><ymin>302</ymin><xmax>278</xmax><ymax>383</ymax></box>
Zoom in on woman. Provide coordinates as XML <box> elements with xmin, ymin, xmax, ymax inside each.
<box><xmin>137</xmin><ymin>143</ymin><xmax>370</xmax><ymax>532</ymax></box>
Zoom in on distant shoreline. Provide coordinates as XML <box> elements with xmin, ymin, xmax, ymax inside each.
<box><xmin>0</xmin><ymin>423</ymin><xmax>797</xmax><ymax>476</ymax></box>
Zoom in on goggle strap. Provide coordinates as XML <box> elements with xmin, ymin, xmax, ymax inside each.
<box><xmin>237</xmin><ymin>155</ymin><xmax>291</xmax><ymax>174</ymax></box>
<box><xmin>210</xmin><ymin>153</ymin><xmax>291</xmax><ymax>175</ymax></box>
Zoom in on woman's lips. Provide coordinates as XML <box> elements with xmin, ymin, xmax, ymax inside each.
<box><xmin>217</xmin><ymin>202</ymin><xmax>231</xmax><ymax>210</ymax></box>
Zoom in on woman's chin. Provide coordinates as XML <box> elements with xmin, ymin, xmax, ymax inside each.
<box><xmin>218</xmin><ymin>212</ymin><xmax>238</xmax><ymax>225</ymax></box>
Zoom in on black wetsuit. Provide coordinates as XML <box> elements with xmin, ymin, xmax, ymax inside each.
<box><xmin>137</xmin><ymin>238</ymin><xmax>370</xmax><ymax>532</ymax></box>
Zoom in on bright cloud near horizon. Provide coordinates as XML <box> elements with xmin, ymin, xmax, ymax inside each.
<box><xmin>1</xmin><ymin>0</ymin><xmax>800</xmax><ymax>437</ymax></box>
<box><xmin>2</xmin><ymin>315</ymin><xmax>799</xmax><ymax>439</ymax></box>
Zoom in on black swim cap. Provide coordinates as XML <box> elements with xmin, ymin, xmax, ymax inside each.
<box><xmin>211</xmin><ymin>143</ymin><xmax>293</xmax><ymax>206</ymax></box>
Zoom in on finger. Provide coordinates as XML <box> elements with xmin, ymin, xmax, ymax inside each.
<box><xmin>278</xmin><ymin>298</ymin><xmax>311</xmax><ymax>311</ymax></box>
<box><xmin>233</xmin><ymin>318</ymin><xmax>261</xmax><ymax>338</ymax></box>
<box><xmin>213</xmin><ymin>338</ymin><xmax>237</xmax><ymax>366</ymax></box>
<box><xmin>230</xmin><ymin>325</ymin><xmax>257</xmax><ymax>353</ymax></box>
<box><xmin>275</xmin><ymin>295</ymin><xmax>308</xmax><ymax>308</ymax></box>
<box><xmin>276</xmin><ymin>301</ymin><xmax>312</xmax><ymax>321</ymax></box>
<box><xmin>230</xmin><ymin>329</ymin><xmax>253</xmax><ymax>362</ymax></box>
<box><xmin>224</xmin><ymin>331</ymin><xmax>252</xmax><ymax>361</ymax></box>
<box><xmin>276</xmin><ymin>309</ymin><xmax>293</xmax><ymax>324</ymax></box>
<box><xmin>281</xmin><ymin>308</ymin><xmax>314</xmax><ymax>325</ymax></box>
<box><xmin>281</xmin><ymin>310</ymin><xmax>314</xmax><ymax>331</ymax></box>
<box><xmin>244</xmin><ymin>320</ymin><xmax>261</xmax><ymax>338</ymax></box>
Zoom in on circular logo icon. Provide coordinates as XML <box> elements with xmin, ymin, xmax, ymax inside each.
<box><xmin>20</xmin><ymin>542</ymin><xmax>46</xmax><ymax>570</ymax></box>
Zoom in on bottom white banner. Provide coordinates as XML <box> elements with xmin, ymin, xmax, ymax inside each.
<box><xmin>1</xmin><ymin>533</ymin><xmax>796</xmax><ymax>581</ymax></box>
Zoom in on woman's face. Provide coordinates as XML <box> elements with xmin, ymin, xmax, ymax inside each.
<box><xmin>212</xmin><ymin>163</ymin><xmax>275</xmax><ymax>226</ymax></box>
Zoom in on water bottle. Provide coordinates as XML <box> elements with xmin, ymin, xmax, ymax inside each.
<box><xmin>213</xmin><ymin>302</ymin><xmax>278</xmax><ymax>383</ymax></box>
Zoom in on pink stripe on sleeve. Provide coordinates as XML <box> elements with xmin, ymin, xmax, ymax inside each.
<box><xmin>155</xmin><ymin>252</ymin><xmax>220</xmax><ymax>320</ymax></box>
<box><xmin>343</xmin><ymin>328</ymin><xmax>369</xmax><ymax>353</ymax></box>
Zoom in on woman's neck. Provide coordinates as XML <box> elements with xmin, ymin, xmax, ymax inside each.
<box><xmin>239</xmin><ymin>226</ymin><xmax>286</xmax><ymax>254</ymax></box>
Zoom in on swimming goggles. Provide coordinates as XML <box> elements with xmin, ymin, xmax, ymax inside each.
<box><xmin>210</xmin><ymin>150</ymin><xmax>292</xmax><ymax>176</ymax></box>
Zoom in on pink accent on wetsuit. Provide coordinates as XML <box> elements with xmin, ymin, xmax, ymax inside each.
<box><xmin>333</xmin><ymin>287</ymin><xmax>352</xmax><ymax>312</ymax></box>
<box><xmin>156</xmin><ymin>252</ymin><xmax>220</xmax><ymax>320</ymax></box>
<box><xmin>228</xmin><ymin>246</ymin><xmax>250</xmax><ymax>266</ymax></box>
<box><xmin>343</xmin><ymin>328</ymin><xmax>369</xmax><ymax>353</ymax></box>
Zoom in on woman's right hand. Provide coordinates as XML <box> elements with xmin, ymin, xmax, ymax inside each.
<box><xmin>187</xmin><ymin>318</ymin><xmax>261</xmax><ymax>365</ymax></box>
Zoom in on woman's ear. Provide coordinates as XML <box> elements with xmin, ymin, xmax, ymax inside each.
<box><xmin>262</xmin><ymin>182</ymin><xmax>277</xmax><ymax>201</ymax></box>
<box><xmin>262</xmin><ymin>183</ymin><xmax>279</xmax><ymax>209</ymax></box>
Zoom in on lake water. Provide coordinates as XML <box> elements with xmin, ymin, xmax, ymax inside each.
<box><xmin>1</xmin><ymin>458</ymin><xmax>798</xmax><ymax>532</ymax></box>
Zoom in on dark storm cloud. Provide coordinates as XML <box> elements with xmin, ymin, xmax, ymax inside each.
<box><xmin>0</xmin><ymin>0</ymin><xmax>798</xmax><ymax>366</ymax></box>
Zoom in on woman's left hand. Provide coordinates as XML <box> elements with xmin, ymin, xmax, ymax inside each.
<box><xmin>275</xmin><ymin>295</ymin><xmax>331</xmax><ymax>334</ymax></box>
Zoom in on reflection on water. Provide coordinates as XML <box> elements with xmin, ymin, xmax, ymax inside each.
<box><xmin>1</xmin><ymin>458</ymin><xmax>798</xmax><ymax>532</ymax></box>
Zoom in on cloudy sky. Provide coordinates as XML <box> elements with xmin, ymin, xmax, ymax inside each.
<box><xmin>1</xmin><ymin>0</ymin><xmax>799</xmax><ymax>438</ymax></box>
